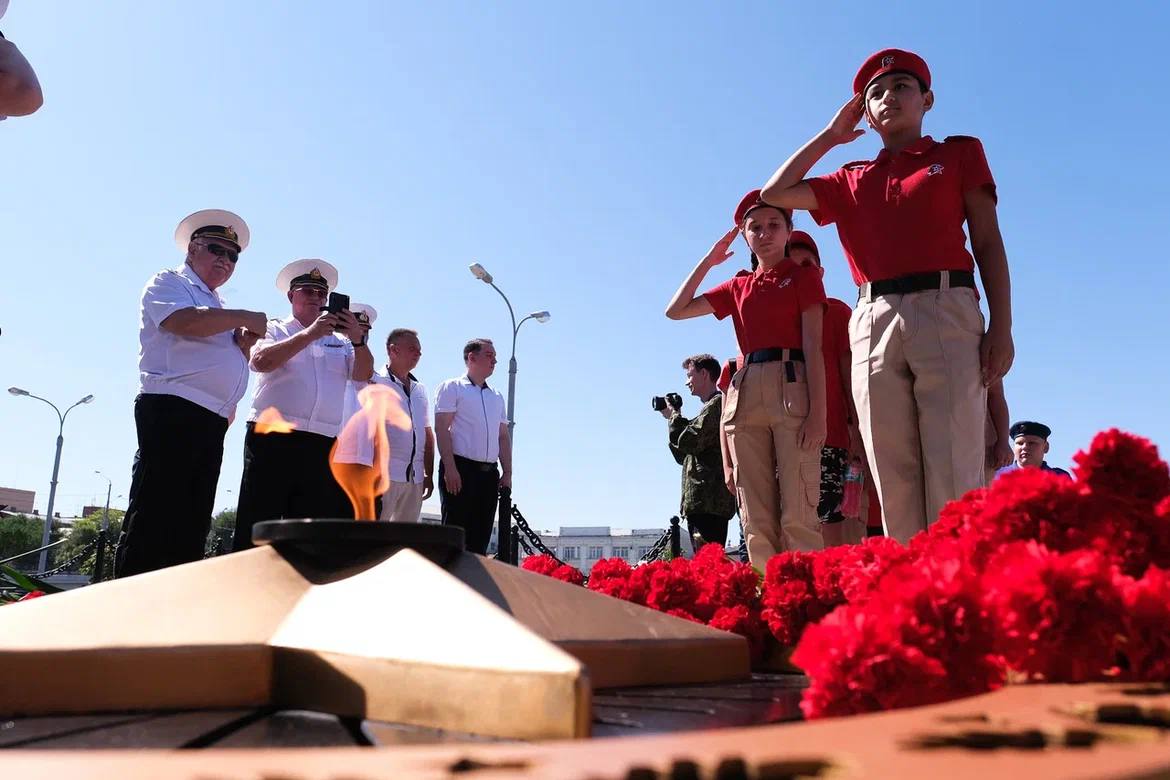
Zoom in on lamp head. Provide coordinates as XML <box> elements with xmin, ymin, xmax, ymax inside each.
<box><xmin>469</xmin><ymin>263</ymin><xmax>493</xmax><ymax>284</ymax></box>
<box><xmin>532</xmin><ymin>311</ymin><xmax>551</xmax><ymax>323</ymax></box>
<box><xmin>80</xmin><ymin>395</ymin><xmax>95</xmax><ymax>404</ymax></box>
<box><xmin>8</xmin><ymin>387</ymin><xmax>29</xmax><ymax>396</ymax></box>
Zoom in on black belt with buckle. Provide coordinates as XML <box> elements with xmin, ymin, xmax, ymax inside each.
<box><xmin>454</xmin><ymin>454</ymin><xmax>497</xmax><ymax>472</ymax></box>
<box><xmin>745</xmin><ymin>348</ymin><xmax>804</xmax><ymax>365</ymax></box>
<box><xmin>859</xmin><ymin>269</ymin><xmax>976</xmax><ymax>301</ymax></box>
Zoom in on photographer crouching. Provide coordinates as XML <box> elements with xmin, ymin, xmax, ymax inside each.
<box><xmin>657</xmin><ymin>354</ymin><xmax>737</xmax><ymax>552</ymax></box>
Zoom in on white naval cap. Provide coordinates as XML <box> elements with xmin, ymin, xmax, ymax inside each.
<box><xmin>174</xmin><ymin>209</ymin><xmax>250</xmax><ymax>252</ymax></box>
<box><xmin>276</xmin><ymin>258</ymin><xmax>339</xmax><ymax>293</ymax></box>
<box><xmin>351</xmin><ymin>303</ymin><xmax>378</xmax><ymax>324</ymax></box>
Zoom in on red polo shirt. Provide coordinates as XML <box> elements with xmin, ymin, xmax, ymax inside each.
<box><xmin>703</xmin><ymin>260</ymin><xmax>827</xmax><ymax>354</ymax></box>
<box><xmin>807</xmin><ymin>135</ymin><xmax>996</xmax><ymax>285</ymax></box>
<box><xmin>823</xmin><ymin>298</ymin><xmax>852</xmax><ymax>450</ymax></box>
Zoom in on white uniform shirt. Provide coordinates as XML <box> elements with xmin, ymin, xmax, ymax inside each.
<box><xmin>371</xmin><ymin>369</ymin><xmax>429</xmax><ymax>484</ymax></box>
<box><xmin>247</xmin><ymin>316</ymin><xmax>355</xmax><ymax>438</ymax></box>
<box><xmin>138</xmin><ymin>264</ymin><xmax>249</xmax><ymax>419</ymax></box>
<box><xmin>434</xmin><ymin>375</ymin><xmax>507</xmax><ymax>463</ymax></box>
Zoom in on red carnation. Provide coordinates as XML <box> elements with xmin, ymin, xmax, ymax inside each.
<box><xmin>793</xmin><ymin>605</ymin><xmax>951</xmax><ymax>718</ymax></box>
<box><xmin>761</xmin><ymin>551</ymin><xmax>824</xmax><ymax>646</ymax></box>
<box><xmin>16</xmin><ymin>590</ymin><xmax>46</xmax><ymax>602</ymax></box>
<box><xmin>1118</xmin><ymin>565</ymin><xmax>1170</xmax><ymax>681</ymax></box>
<box><xmin>521</xmin><ymin>554</ymin><xmax>561</xmax><ymax>577</ymax></box>
<box><xmin>1074</xmin><ymin>429</ymin><xmax>1170</xmax><ymax>510</ymax></box>
<box><xmin>983</xmin><ymin>542</ymin><xmax>1124</xmax><ymax>682</ymax></box>
<box><xmin>587</xmin><ymin>557</ymin><xmax>635</xmax><ymax>599</ymax></box>
<box><xmin>690</xmin><ymin>544</ymin><xmax>760</xmax><ymax>621</ymax></box>
<box><xmin>520</xmin><ymin>554</ymin><xmax>584</xmax><ymax>585</ymax></box>
<box><xmin>646</xmin><ymin>557</ymin><xmax>700</xmax><ymax>614</ymax></box>
<box><xmin>793</xmin><ymin>542</ymin><xmax>1003</xmax><ymax>719</ymax></box>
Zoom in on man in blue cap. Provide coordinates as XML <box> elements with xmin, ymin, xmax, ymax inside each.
<box><xmin>995</xmin><ymin>421</ymin><xmax>1071</xmax><ymax>479</ymax></box>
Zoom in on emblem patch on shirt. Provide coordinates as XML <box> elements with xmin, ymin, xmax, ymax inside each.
<box><xmin>882</xmin><ymin>55</ymin><xmax>895</xmax><ymax>68</ymax></box>
<box><xmin>778</xmin><ymin>278</ymin><xmax>792</xmax><ymax>289</ymax></box>
<box><xmin>927</xmin><ymin>163</ymin><xmax>944</xmax><ymax>176</ymax></box>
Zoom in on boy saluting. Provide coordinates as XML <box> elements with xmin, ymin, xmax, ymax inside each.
<box><xmin>759</xmin><ymin>48</ymin><xmax>1013</xmax><ymax>543</ymax></box>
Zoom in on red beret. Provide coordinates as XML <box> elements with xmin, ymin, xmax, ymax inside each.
<box><xmin>853</xmin><ymin>48</ymin><xmax>931</xmax><ymax>96</ymax></box>
<box><xmin>788</xmin><ymin>230</ymin><xmax>819</xmax><ymax>258</ymax></box>
<box><xmin>734</xmin><ymin>189</ymin><xmax>790</xmax><ymax>225</ymax></box>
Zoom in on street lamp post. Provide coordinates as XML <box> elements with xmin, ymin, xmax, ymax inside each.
<box><xmin>7</xmin><ymin>387</ymin><xmax>94</xmax><ymax>573</ymax></box>
<box><xmin>468</xmin><ymin>263</ymin><xmax>550</xmax><ymax>443</ymax></box>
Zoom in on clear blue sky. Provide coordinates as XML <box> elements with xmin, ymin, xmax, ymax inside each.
<box><xmin>2</xmin><ymin>2</ymin><xmax>1168</xmax><ymax>533</ymax></box>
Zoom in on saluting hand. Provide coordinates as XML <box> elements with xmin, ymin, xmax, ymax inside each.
<box><xmin>702</xmin><ymin>225</ymin><xmax>740</xmax><ymax>268</ymax></box>
<box><xmin>980</xmin><ymin>325</ymin><xmax>1015</xmax><ymax>386</ymax></box>
<box><xmin>825</xmin><ymin>94</ymin><xmax>866</xmax><ymax>146</ymax></box>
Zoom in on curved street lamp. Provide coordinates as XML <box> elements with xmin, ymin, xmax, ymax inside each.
<box><xmin>467</xmin><ymin>264</ymin><xmax>550</xmax><ymax>443</ymax></box>
<box><xmin>8</xmin><ymin>387</ymin><xmax>94</xmax><ymax>572</ymax></box>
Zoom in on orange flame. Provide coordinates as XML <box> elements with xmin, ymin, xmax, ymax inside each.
<box><xmin>330</xmin><ymin>383</ymin><xmax>411</xmax><ymax>520</ymax></box>
<box><xmin>254</xmin><ymin>406</ymin><xmax>297</xmax><ymax>434</ymax></box>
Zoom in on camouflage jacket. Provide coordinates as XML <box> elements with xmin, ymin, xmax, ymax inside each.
<box><xmin>668</xmin><ymin>393</ymin><xmax>737</xmax><ymax>520</ymax></box>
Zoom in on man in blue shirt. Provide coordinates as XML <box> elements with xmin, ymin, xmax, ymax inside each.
<box><xmin>995</xmin><ymin>421</ymin><xmax>1072</xmax><ymax>479</ymax></box>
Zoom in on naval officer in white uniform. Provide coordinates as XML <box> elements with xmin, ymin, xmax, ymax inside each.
<box><xmin>232</xmin><ymin>259</ymin><xmax>373</xmax><ymax>549</ymax></box>
<box><xmin>116</xmin><ymin>210</ymin><xmax>267</xmax><ymax>577</ymax></box>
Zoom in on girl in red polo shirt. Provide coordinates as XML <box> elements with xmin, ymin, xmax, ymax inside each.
<box><xmin>758</xmin><ymin>48</ymin><xmax>1013</xmax><ymax>543</ymax></box>
<box><xmin>666</xmin><ymin>191</ymin><xmax>827</xmax><ymax>566</ymax></box>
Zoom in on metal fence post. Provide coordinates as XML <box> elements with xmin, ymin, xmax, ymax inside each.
<box><xmin>509</xmin><ymin>528</ymin><xmax>519</xmax><ymax>566</ymax></box>
<box><xmin>91</xmin><ymin>528</ymin><xmax>107</xmax><ymax>584</ymax></box>
<box><xmin>669</xmin><ymin>516</ymin><xmax>682</xmax><ymax>559</ymax></box>
<box><xmin>497</xmin><ymin>487</ymin><xmax>513</xmax><ymax>563</ymax></box>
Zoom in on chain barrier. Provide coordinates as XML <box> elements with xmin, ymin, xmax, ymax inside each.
<box><xmin>637</xmin><ymin>527</ymin><xmax>673</xmax><ymax>563</ymax></box>
<box><xmin>510</xmin><ymin>504</ymin><xmax>571</xmax><ymax>567</ymax></box>
<box><xmin>31</xmin><ymin>538</ymin><xmax>99</xmax><ymax>578</ymax></box>
<box><xmin>515</xmin><ymin>531</ymin><xmax>538</xmax><ymax>558</ymax></box>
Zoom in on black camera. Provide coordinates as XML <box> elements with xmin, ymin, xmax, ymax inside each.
<box><xmin>651</xmin><ymin>392</ymin><xmax>683</xmax><ymax>412</ymax></box>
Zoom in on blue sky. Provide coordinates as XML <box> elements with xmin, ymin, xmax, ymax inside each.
<box><xmin>2</xmin><ymin>2</ymin><xmax>1168</xmax><ymax>534</ymax></box>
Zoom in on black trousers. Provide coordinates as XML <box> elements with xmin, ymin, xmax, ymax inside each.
<box><xmin>115</xmin><ymin>394</ymin><xmax>229</xmax><ymax>578</ymax></box>
<box><xmin>439</xmin><ymin>455</ymin><xmax>499</xmax><ymax>554</ymax></box>
<box><xmin>232</xmin><ymin>424</ymin><xmax>353</xmax><ymax>551</ymax></box>
<box><xmin>686</xmin><ymin>512</ymin><xmax>731</xmax><ymax>549</ymax></box>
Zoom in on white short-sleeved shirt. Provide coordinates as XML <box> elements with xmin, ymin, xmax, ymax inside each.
<box><xmin>371</xmin><ymin>369</ymin><xmax>429</xmax><ymax>484</ymax></box>
<box><xmin>138</xmin><ymin>264</ymin><xmax>249</xmax><ymax>418</ymax></box>
<box><xmin>434</xmin><ymin>375</ymin><xmax>507</xmax><ymax>463</ymax></box>
<box><xmin>247</xmin><ymin>316</ymin><xmax>355</xmax><ymax>438</ymax></box>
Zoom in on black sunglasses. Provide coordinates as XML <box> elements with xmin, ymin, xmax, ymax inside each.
<box><xmin>201</xmin><ymin>241</ymin><xmax>239</xmax><ymax>263</ymax></box>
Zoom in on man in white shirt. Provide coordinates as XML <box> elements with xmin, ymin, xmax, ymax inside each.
<box><xmin>232</xmin><ymin>260</ymin><xmax>373</xmax><ymax>549</ymax></box>
<box><xmin>370</xmin><ymin>328</ymin><xmax>434</xmax><ymax>523</ymax></box>
<box><xmin>434</xmin><ymin>339</ymin><xmax>512</xmax><ymax>554</ymax></box>
<box><xmin>115</xmin><ymin>210</ymin><xmax>267</xmax><ymax>577</ymax></box>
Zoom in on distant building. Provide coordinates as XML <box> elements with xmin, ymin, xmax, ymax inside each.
<box><xmin>516</xmin><ymin>526</ymin><xmax>668</xmax><ymax>574</ymax></box>
<box><xmin>0</xmin><ymin>487</ymin><xmax>35</xmax><ymax>514</ymax></box>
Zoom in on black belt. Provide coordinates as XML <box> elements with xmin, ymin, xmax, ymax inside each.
<box><xmin>745</xmin><ymin>348</ymin><xmax>804</xmax><ymax>365</ymax></box>
<box><xmin>858</xmin><ymin>270</ymin><xmax>975</xmax><ymax>302</ymax></box>
<box><xmin>454</xmin><ymin>454</ymin><xmax>497</xmax><ymax>472</ymax></box>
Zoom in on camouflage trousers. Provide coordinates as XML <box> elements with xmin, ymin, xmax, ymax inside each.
<box><xmin>819</xmin><ymin>446</ymin><xmax>848</xmax><ymax>525</ymax></box>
